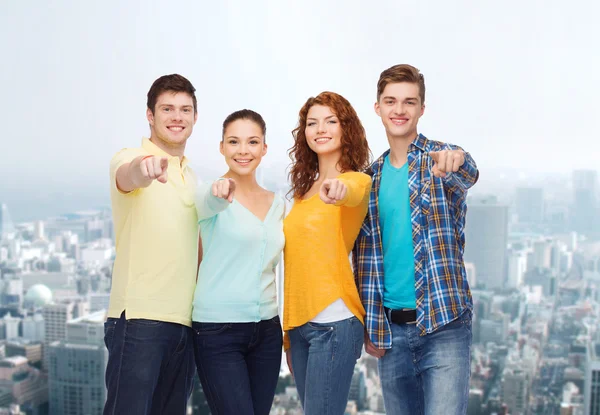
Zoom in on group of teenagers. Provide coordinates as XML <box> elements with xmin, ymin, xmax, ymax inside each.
<box><xmin>102</xmin><ymin>63</ymin><xmax>479</xmax><ymax>415</ymax></box>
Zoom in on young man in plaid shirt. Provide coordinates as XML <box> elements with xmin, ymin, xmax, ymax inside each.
<box><xmin>353</xmin><ymin>64</ymin><xmax>479</xmax><ymax>415</ymax></box>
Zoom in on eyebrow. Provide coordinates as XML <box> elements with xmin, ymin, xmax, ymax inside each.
<box><xmin>225</xmin><ymin>135</ymin><xmax>262</xmax><ymax>140</ymax></box>
<box><xmin>307</xmin><ymin>115</ymin><xmax>337</xmax><ymax>121</ymax></box>
<box><xmin>158</xmin><ymin>104</ymin><xmax>193</xmax><ymax>108</ymax></box>
<box><xmin>382</xmin><ymin>96</ymin><xmax>419</xmax><ymax>102</ymax></box>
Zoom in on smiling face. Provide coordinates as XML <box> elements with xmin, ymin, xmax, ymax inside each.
<box><xmin>220</xmin><ymin>119</ymin><xmax>267</xmax><ymax>176</ymax></box>
<box><xmin>146</xmin><ymin>91</ymin><xmax>197</xmax><ymax>149</ymax></box>
<box><xmin>375</xmin><ymin>82</ymin><xmax>425</xmax><ymax>142</ymax></box>
<box><xmin>304</xmin><ymin>105</ymin><xmax>342</xmax><ymax>157</ymax></box>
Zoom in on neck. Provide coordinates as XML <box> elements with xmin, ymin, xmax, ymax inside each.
<box><xmin>317</xmin><ymin>151</ymin><xmax>343</xmax><ymax>180</ymax></box>
<box><xmin>149</xmin><ymin>136</ymin><xmax>185</xmax><ymax>160</ymax></box>
<box><xmin>224</xmin><ymin>170</ymin><xmax>260</xmax><ymax>192</ymax></box>
<box><xmin>387</xmin><ymin>132</ymin><xmax>418</xmax><ymax>167</ymax></box>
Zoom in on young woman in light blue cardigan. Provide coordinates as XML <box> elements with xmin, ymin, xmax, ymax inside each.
<box><xmin>192</xmin><ymin>109</ymin><xmax>284</xmax><ymax>415</ymax></box>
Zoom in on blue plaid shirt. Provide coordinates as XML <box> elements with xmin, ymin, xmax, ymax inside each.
<box><xmin>353</xmin><ymin>134</ymin><xmax>478</xmax><ymax>349</ymax></box>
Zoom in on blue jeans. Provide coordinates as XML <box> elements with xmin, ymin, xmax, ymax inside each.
<box><xmin>289</xmin><ymin>316</ymin><xmax>364</xmax><ymax>415</ymax></box>
<box><xmin>378</xmin><ymin>310</ymin><xmax>472</xmax><ymax>415</ymax></box>
<box><xmin>103</xmin><ymin>312</ymin><xmax>195</xmax><ymax>415</ymax></box>
<box><xmin>192</xmin><ymin>316</ymin><xmax>283</xmax><ymax>415</ymax></box>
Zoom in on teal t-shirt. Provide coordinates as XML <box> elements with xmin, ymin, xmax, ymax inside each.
<box><xmin>379</xmin><ymin>156</ymin><xmax>416</xmax><ymax>310</ymax></box>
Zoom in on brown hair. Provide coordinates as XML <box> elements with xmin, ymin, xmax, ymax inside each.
<box><xmin>147</xmin><ymin>74</ymin><xmax>197</xmax><ymax>114</ymax></box>
<box><xmin>222</xmin><ymin>109</ymin><xmax>267</xmax><ymax>143</ymax></box>
<box><xmin>377</xmin><ymin>64</ymin><xmax>425</xmax><ymax>104</ymax></box>
<box><xmin>288</xmin><ymin>91</ymin><xmax>371</xmax><ymax>199</ymax></box>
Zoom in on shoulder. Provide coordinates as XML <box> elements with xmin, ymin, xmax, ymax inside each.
<box><xmin>266</xmin><ymin>191</ymin><xmax>286</xmax><ymax>212</ymax></box>
<box><xmin>109</xmin><ymin>147</ymin><xmax>146</xmax><ymax>173</ymax></box>
<box><xmin>338</xmin><ymin>171</ymin><xmax>372</xmax><ymax>186</ymax></box>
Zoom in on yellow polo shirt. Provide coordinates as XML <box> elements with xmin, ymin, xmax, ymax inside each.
<box><xmin>107</xmin><ymin>138</ymin><xmax>198</xmax><ymax>327</ymax></box>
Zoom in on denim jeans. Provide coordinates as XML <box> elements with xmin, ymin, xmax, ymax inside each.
<box><xmin>289</xmin><ymin>316</ymin><xmax>364</xmax><ymax>415</ymax></box>
<box><xmin>378</xmin><ymin>310</ymin><xmax>472</xmax><ymax>415</ymax></box>
<box><xmin>192</xmin><ymin>316</ymin><xmax>283</xmax><ymax>415</ymax></box>
<box><xmin>103</xmin><ymin>312</ymin><xmax>195</xmax><ymax>415</ymax></box>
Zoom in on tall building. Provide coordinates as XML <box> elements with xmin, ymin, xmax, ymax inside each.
<box><xmin>0</xmin><ymin>204</ymin><xmax>15</xmax><ymax>240</ymax></box>
<box><xmin>502</xmin><ymin>365</ymin><xmax>529</xmax><ymax>415</ymax></box>
<box><xmin>584</xmin><ymin>342</ymin><xmax>600</xmax><ymax>415</ymax></box>
<box><xmin>42</xmin><ymin>299</ymin><xmax>89</xmax><ymax>369</ymax></box>
<box><xmin>507</xmin><ymin>249</ymin><xmax>527</xmax><ymax>289</ymax></box>
<box><xmin>572</xmin><ymin>170</ymin><xmax>599</xmax><ymax>239</ymax></box>
<box><xmin>22</xmin><ymin>314</ymin><xmax>44</xmax><ymax>342</ymax></box>
<box><xmin>515</xmin><ymin>187</ymin><xmax>544</xmax><ymax>225</ymax></box>
<box><xmin>0</xmin><ymin>275</ymin><xmax>23</xmax><ymax>309</ymax></box>
<box><xmin>33</xmin><ymin>221</ymin><xmax>45</xmax><ymax>241</ymax></box>
<box><xmin>529</xmin><ymin>239</ymin><xmax>552</xmax><ymax>270</ymax></box>
<box><xmin>1</xmin><ymin>314</ymin><xmax>19</xmax><ymax>341</ymax></box>
<box><xmin>464</xmin><ymin>196</ymin><xmax>509</xmax><ymax>290</ymax></box>
<box><xmin>48</xmin><ymin>310</ymin><xmax>107</xmax><ymax>415</ymax></box>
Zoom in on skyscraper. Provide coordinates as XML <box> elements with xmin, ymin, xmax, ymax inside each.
<box><xmin>501</xmin><ymin>365</ymin><xmax>529</xmax><ymax>414</ymax></box>
<box><xmin>22</xmin><ymin>313</ymin><xmax>45</xmax><ymax>342</ymax></box>
<box><xmin>0</xmin><ymin>203</ymin><xmax>15</xmax><ymax>240</ymax></box>
<box><xmin>47</xmin><ymin>310</ymin><xmax>108</xmax><ymax>415</ymax></box>
<box><xmin>464</xmin><ymin>196</ymin><xmax>509</xmax><ymax>290</ymax></box>
<box><xmin>572</xmin><ymin>170</ymin><xmax>599</xmax><ymax>239</ymax></box>
<box><xmin>585</xmin><ymin>342</ymin><xmax>600</xmax><ymax>415</ymax></box>
<box><xmin>42</xmin><ymin>299</ymin><xmax>89</xmax><ymax>369</ymax></box>
<box><xmin>507</xmin><ymin>249</ymin><xmax>527</xmax><ymax>289</ymax></box>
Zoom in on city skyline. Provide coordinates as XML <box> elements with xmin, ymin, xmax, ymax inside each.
<box><xmin>1</xmin><ymin>171</ymin><xmax>600</xmax><ymax>414</ymax></box>
<box><xmin>1</xmin><ymin>1</ymin><xmax>599</xmax><ymax>413</ymax></box>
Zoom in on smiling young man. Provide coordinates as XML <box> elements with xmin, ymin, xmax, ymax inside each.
<box><xmin>353</xmin><ymin>64</ymin><xmax>479</xmax><ymax>415</ymax></box>
<box><xmin>103</xmin><ymin>74</ymin><xmax>199</xmax><ymax>415</ymax></box>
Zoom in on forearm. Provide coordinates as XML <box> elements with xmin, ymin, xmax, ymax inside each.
<box><xmin>196</xmin><ymin>183</ymin><xmax>230</xmax><ymax>221</ymax></box>
<box><xmin>443</xmin><ymin>148</ymin><xmax>479</xmax><ymax>192</ymax></box>
<box><xmin>115</xmin><ymin>156</ymin><xmax>151</xmax><ymax>193</ymax></box>
<box><xmin>335</xmin><ymin>178</ymin><xmax>371</xmax><ymax>208</ymax></box>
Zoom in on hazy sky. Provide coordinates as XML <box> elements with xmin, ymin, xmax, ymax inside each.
<box><xmin>1</xmin><ymin>1</ymin><xmax>598</xmax><ymax>219</ymax></box>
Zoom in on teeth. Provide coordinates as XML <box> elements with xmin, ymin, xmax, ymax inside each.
<box><xmin>235</xmin><ymin>159</ymin><xmax>251</xmax><ymax>163</ymax></box>
<box><xmin>316</xmin><ymin>138</ymin><xmax>331</xmax><ymax>143</ymax></box>
<box><xmin>169</xmin><ymin>127</ymin><xmax>183</xmax><ymax>132</ymax></box>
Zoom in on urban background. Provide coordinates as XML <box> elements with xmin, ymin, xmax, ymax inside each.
<box><xmin>1</xmin><ymin>165</ymin><xmax>600</xmax><ymax>414</ymax></box>
<box><xmin>1</xmin><ymin>1</ymin><xmax>598</xmax><ymax>414</ymax></box>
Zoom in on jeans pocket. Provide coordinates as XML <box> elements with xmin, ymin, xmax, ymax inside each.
<box><xmin>103</xmin><ymin>319</ymin><xmax>118</xmax><ymax>351</ymax></box>
<box><xmin>460</xmin><ymin>311</ymin><xmax>473</xmax><ymax>330</ymax></box>
<box><xmin>128</xmin><ymin>318</ymin><xmax>162</xmax><ymax>326</ymax></box>
<box><xmin>193</xmin><ymin>322</ymin><xmax>232</xmax><ymax>335</ymax></box>
<box><xmin>307</xmin><ymin>321</ymin><xmax>335</xmax><ymax>331</ymax></box>
<box><xmin>268</xmin><ymin>315</ymin><xmax>281</xmax><ymax>326</ymax></box>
